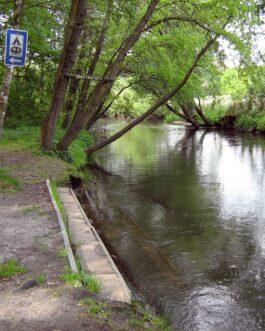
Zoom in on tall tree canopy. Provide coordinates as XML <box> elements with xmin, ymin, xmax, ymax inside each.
<box><xmin>0</xmin><ymin>0</ymin><xmax>263</xmax><ymax>153</ymax></box>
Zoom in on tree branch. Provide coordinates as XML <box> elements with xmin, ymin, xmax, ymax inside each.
<box><xmin>145</xmin><ymin>16</ymin><xmax>215</xmax><ymax>34</ymax></box>
<box><xmin>86</xmin><ymin>35</ymin><xmax>218</xmax><ymax>154</ymax></box>
<box><xmin>166</xmin><ymin>103</ymin><xmax>199</xmax><ymax>128</ymax></box>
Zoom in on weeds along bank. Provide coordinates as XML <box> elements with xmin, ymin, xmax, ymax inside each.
<box><xmin>163</xmin><ymin>104</ymin><xmax>265</xmax><ymax>133</ymax></box>
<box><xmin>203</xmin><ymin>106</ymin><xmax>265</xmax><ymax>132</ymax></box>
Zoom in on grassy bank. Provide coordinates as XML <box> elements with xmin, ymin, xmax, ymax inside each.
<box><xmin>1</xmin><ymin>126</ymin><xmax>93</xmax><ymax>169</ymax></box>
<box><xmin>164</xmin><ymin>104</ymin><xmax>265</xmax><ymax>133</ymax></box>
<box><xmin>202</xmin><ymin>105</ymin><xmax>265</xmax><ymax>131</ymax></box>
<box><xmin>235</xmin><ymin>109</ymin><xmax>265</xmax><ymax>131</ymax></box>
<box><xmin>0</xmin><ymin>126</ymin><xmax>93</xmax><ymax>186</ymax></box>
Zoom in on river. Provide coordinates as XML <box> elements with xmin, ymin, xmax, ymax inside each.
<box><xmin>81</xmin><ymin>122</ymin><xmax>265</xmax><ymax>331</ymax></box>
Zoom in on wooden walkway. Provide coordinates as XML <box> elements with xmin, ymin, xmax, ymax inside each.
<box><xmin>58</xmin><ymin>187</ymin><xmax>131</xmax><ymax>303</ymax></box>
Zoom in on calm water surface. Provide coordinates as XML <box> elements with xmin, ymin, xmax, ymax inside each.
<box><xmin>83</xmin><ymin>123</ymin><xmax>265</xmax><ymax>331</ymax></box>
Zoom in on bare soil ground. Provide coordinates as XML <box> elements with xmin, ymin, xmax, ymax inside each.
<box><xmin>0</xmin><ymin>149</ymin><xmax>142</xmax><ymax>331</ymax></box>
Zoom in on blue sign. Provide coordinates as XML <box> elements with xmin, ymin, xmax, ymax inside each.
<box><xmin>5</xmin><ymin>29</ymin><xmax>28</xmax><ymax>66</ymax></box>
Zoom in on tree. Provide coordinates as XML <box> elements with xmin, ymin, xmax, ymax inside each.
<box><xmin>84</xmin><ymin>0</ymin><xmax>258</xmax><ymax>153</ymax></box>
<box><xmin>1</xmin><ymin>0</ymin><xmax>255</xmax><ymax>153</ymax></box>
<box><xmin>0</xmin><ymin>0</ymin><xmax>24</xmax><ymax>138</ymax></box>
<box><xmin>40</xmin><ymin>0</ymin><xmax>159</xmax><ymax>150</ymax></box>
<box><xmin>58</xmin><ymin>0</ymin><xmax>258</xmax><ymax>154</ymax></box>
<box><xmin>85</xmin><ymin>35</ymin><xmax>218</xmax><ymax>154</ymax></box>
<box><xmin>0</xmin><ymin>0</ymin><xmax>71</xmax><ymax>128</ymax></box>
<box><xmin>40</xmin><ymin>0</ymin><xmax>87</xmax><ymax>149</ymax></box>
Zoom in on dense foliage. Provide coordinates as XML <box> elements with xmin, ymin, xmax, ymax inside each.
<box><xmin>0</xmin><ymin>0</ymin><xmax>70</xmax><ymax>126</ymax></box>
<box><xmin>1</xmin><ymin>0</ymin><xmax>265</xmax><ymax>153</ymax></box>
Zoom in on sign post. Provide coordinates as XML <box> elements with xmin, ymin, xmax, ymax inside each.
<box><xmin>4</xmin><ymin>29</ymin><xmax>28</xmax><ymax>66</ymax></box>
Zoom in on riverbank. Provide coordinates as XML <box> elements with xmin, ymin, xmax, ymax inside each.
<box><xmin>202</xmin><ymin>107</ymin><xmax>265</xmax><ymax>133</ymax></box>
<box><xmin>162</xmin><ymin>104</ymin><xmax>265</xmax><ymax>133</ymax></box>
<box><xmin>0</xmin><ymin>126</ymin><xmax>171</xmax><ymax>331</ymax></box>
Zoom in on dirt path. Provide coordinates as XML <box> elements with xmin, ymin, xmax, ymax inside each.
<box><xmin>0</xmin><ymin>177</ymin><xmax>117</xmax><ymax>330</ymax></box>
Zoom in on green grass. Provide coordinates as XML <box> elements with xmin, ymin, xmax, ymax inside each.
<box><xmin>202</xmin><ymin>105</ymin><xmax>229</xmax><ymax>124</ymax></box>
<box><xmin>128</xmin><ymin>318</ymin><xmax>145</xmax><ymax>328</ymax></box>
<box><xmin>0</xmin><ymin>126</ymin><xmax>40</xmax><ymax>151</ymax></box>
<box><xmin>0</xmin><ymin>167</ymin><xmax>22</xmax><ymax>192</ymax></box>
<box><xmin>82</xmin><ymin>272</ymin><xmax>101</xmax><ymax>293</ymax></box>
<box><xmin>68</xmin><ymin>130</ymin><xmax>93</xmax><ymax>168</ymax></box>
<box><xmin>0</xmin><ymin>259</ymin><xmax>27</xmax><ymax>279</ymax></box>
<box><xmin>203</xmin><ymin>105</ymin><xmax>265</xmax><ymax>132</ymax></box>
<box><xmin>80</xmin><ymin>296</ymin><xmax>172</xmax><ymax>330</ymax></box>
<box><xmin>1</xmin><ymin>126</ymin><xmax>93</xmax><ymax>169</ymax></box>
<box><xmin>62</xmin><ymin>268</ymin><xmax>102</xmax><ymax>293</ymax></box>
<box><xmin>0</xmin><ymin>126</ymin><xmax>76</xmax><ymax>185</ymax></box>
<box><xmin>164</xmin><ymin>111</ymin><xmax>183</xmax><ymax>123</ymax></box>
<box><xmin>80</xmin><ymin>297</ymin><xmax>111</xmax><ymax>318</ymax></box>
<box><xmin>58</xmin><ymin>248</ymin><xmax>68</xmax><ymax>258</ymax></box>
<box><xmin>50</xmin><ymin>181</ymin><xmax>68</xmax><ymax>225</ymax></box>
<box><xmin>61</xmin><ymin>270</ymin><xmax>83</xmax><ymax>287</ymax></box>
<box><xmin>48</xmin><ymin>127</ymin><xmax>94</xmax><ymax>168</ymax></box>
<box><xmin>129</xmin><ymin>301</ymin><xmax>173</xmax><ymax>331</ymax></box>
<box><xmin>36</xmin><ymin>274</ymin><xmax>46</xmax><ymax>284</ymax></box>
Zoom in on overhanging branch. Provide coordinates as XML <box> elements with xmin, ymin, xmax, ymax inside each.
<box><xmin>145</xmin><ymin>16</ymin><xmax>215</xmax><ymax>34</ymax></box>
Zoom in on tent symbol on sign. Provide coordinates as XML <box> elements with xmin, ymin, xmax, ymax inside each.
<box><xmin>10</xmin><ymin>36</ymin><xmax>22</xmax><ymax>55</ymax></box>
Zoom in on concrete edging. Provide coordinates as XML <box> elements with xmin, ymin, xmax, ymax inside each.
<box><xmin>57</xmin><ymin>186</ymin><xmax>131</xmax><ymax>303</ymax></box>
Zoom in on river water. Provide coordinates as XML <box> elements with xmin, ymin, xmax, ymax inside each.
<box><xmin>82</xmin><ymin>122</ymin><xmax>265</xmax><ymax>331</ymax></box>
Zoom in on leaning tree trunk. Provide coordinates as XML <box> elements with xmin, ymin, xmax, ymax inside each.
<box><xmin>180</xmin><ymin>104</ymin><xmax>200</xmax><ymax>129</ymax></box>
<box><xmin>75</xmin><ymin>0</ymin><xmax>113</xmax><ymax>116</ymax></box>
<box><xmin>62</xmin><ymin>75</ymin><xmax>80</xmax><ymax>129</ymax></box>
<box><xmin>86</xmin><ymin>79</ymin><xmax>146</xmax><ymax>129</ymax></box>
<box><xmin>57</xmin><ymin>0</ymin><xmax>159</xmax><ymax>151</ymax></box>
<box><xmin>40</xmin><ymin>0</ymin><xmax>87</xmax><ymax>150</ymax></box>
<box><xmin>62</xmin><ymin>30</ymin><xmax>92</xmax><ymax>129</ymax></box>
<box><xmin>194</xmin><ymin>98</ymin><xmax>212</xmax><ymax>127</ymax></box>
<box><xmin>166</xmin><ymin>104</ymin><xmax>200</xmax><ymax>129</ymax></box>
<box><xmin>85</xmin><ymin>36</ymin><xmax>217</xmax><ymax>155</ymax></box>
<box><xmin>68</xmin><ymin>0</ymin><xmax>113</xmax><ymax>131</ymax></box>
<box><xmin>0</xmin><ymin>0</ymin><xmax>24</xmax><ymax>138</ymax></box>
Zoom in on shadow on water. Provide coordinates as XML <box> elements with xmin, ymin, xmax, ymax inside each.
<box><xmin>79</xmin><ymin>123</ymin><xmax>265</xmax><ymax>331</ymax></box>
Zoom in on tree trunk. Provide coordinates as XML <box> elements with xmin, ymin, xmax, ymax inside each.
<box><xmin>57</xmin><ymin>0</ymin><xmax>159</xmax><ymax>151</ymax></box>
<box><xmin>0</xmin><ymin>68</ymin><xmax>13</xmax><ymax>138</ymax></box>
<box><xmin>62</xmin><ymin>75</ymin><xmax>80</xmax><ymax>129</ymax></box>
<box><xmin>166</xmin><ymin>104</ymin><xmax>199</xmax><ymax>129</ymax></box>
<box><xmin>0</xmin><ymin>0</ymin><xmax>24</xmax><ymax>138</ymax></box>
<box><xmin>76</xmin><ymin>0</ymin><xmax>113</xmax><ymax>113</ymax></box>
<box><xmin>62</xmin><ymin>30</ymin><xmax>92</xmax><ymax>129</ymax></box>
<box><xmin>86</xmin><ymin>79</ymin><xmax>146</xmax><ymax>129</ymax></box>
<box><xmin>180</xmin><ymin>104</ymin><xmax>200</xmax><ymax>129</ymax></box>
<box><xmin>69</xmin><ymin>0</ymin><xmax>113</xmax><ymax>131</ymax></box>
<box><xmin>85</xmin><ymin>36</ymin><xmax>217</xmax><ymax>155</ymax></box>
<box><xmin>194</xmin><ymin>98</ymin><xmax>212</xmax><ymax>127</ymax></box>
<box><xmin>40</xmin><ymin>0</ymin><xmax>87</xmax><ymax>150</ymax></box>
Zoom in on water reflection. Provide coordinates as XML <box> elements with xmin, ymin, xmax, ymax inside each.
<box><xmin>83</xmin><ymin>123</ymin><xmax>265</xmax><ymax>330</ymax></box>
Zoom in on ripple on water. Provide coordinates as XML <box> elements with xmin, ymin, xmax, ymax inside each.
<box><xmin>180</xmin><ymin>286</ymin><xmax>259</xmax><ymax>331</ymax></box>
